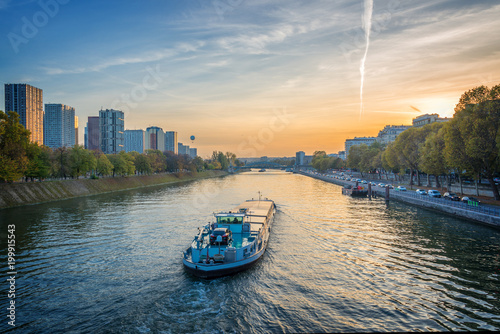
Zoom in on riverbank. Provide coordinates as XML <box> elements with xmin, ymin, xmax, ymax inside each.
<box><xmin>299</xmin><ymin>171</ymin><xmax>500</xmax><ymax>229</ymax></box>
<box><xmin>0</xmin><ymin>170</ymin><xmax>228</xmax><ymax>209</ymax></box>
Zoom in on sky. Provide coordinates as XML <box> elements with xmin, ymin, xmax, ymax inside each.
<box><xmin>1</xmin><ymin>0</ymin><xmax>499</xmax><ymax>158</ymax></box>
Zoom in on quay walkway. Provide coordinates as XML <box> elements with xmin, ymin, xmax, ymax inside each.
<box><xmin>299</xmin><ymin>171</ymin><xmax>500</xmax><ymax>229</ymax></box>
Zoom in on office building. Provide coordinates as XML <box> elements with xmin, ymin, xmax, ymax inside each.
<box><xmin>100</xmin><ymin>109</ymin><xmax>124</xmax><ymax>154</ymax></box>
<box><xmin>4</xmin><ymin>83</ymin><xmax>44</xmax><ymax>145</ymax></box>
<box><xmin>189</xmin><ymin>147</ymin><xmax>197</xmax><ymax>159</ymax></box>
<box><xmin>43</xmin><ymin>103</ymin><xmax>75</xmax><ymax>149</ymax></box>
<box><xmin>145</xmin><ymin>126</ymin><xmax>165</xmax><ymax>151</ymax></box>
<box><xmin>125</xmin><ymin>129</ymin><xmax>145</xmax><ymax>153</ymax></box>
<box><xmin>164</xmin><ymin>131</ymin><xmax>178</xmax><ymax>154</ymax></box>
<box><xmin>85</xmin><ymin>116</ymin><xmax>100</xmax><ymax>150</ymax></box>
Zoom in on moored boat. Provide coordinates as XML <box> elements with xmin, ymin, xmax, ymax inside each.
<box><xmin>183</xmin><ymin>197</ymin><xmax>276</xmax><ymax>278</ymax></box>
<box><xmin>342</xmin><ymin>185</ymin><xmax>368</xmax><ymax>197</ymax></box>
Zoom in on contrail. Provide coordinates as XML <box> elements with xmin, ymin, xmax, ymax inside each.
<box><xmin>360</xmin><ymin>0</ymin><xmax>373</xmax><ymax>118</ymax></box>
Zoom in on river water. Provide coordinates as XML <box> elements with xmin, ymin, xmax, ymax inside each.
<box><xmin>1</xmin><ymin>170</ymin><xmax>499</xmax><ymax>333</ymax></box>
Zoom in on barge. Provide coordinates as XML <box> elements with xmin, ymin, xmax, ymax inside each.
<box><xmin>183</xmin><ymin>198</ymin><xmax>276</xmax><ymax>278</ymax></box>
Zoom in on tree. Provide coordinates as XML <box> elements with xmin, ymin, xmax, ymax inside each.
<box><xmin>108</xmin><ymin>154</ymin><xmax>126</xmax><ymax>176</ymax></box>
<box><xmin>145</xmin><ymin>149</ymin><xmax>165</xmax><ymax>173</ymax></box>
<box><xmin>51</xmin><ymin>147</ymin><xmax>70</xmax><ymax>179</ymax></box>
<box><xmin>391</xmin><ymin>125</ymin><xmax>436</xmax><ymax>187</ymax></box>
<box><xmin>25</xmin><ymin>143</ymin><xmax>51</xmax><ymax>181</ymax></box>
<box><xmin>382</xmin><ymin>142</ymin><xmax>402</xmax><ymax>181</ymax></box>
<box><xmin>119</xmin><ymin>151</ymin><xmax>136</xmax><ymax>175</ymax></box>
<box><xmin>192</xmin><ymin>156</ymin><xmax>205</xmax><ymax>172</ymax></box>
<box><xmin>225</xmin><ymin>152</ymin><xmax>236</xmax><ymax>166</ymax></box>
<box><xmin>0</xmin><ymin>111</ymin><xmax>31</xmax><ymax>182</ymax></box>
<box><xmin>134</xmin><ymin>153</ymin><xmax>152</xmax><ymax>175</ymax></box>
<box><xmin>95</xmin><ymin>152</ymin><xmax>113</xmax><ymax>176</ymax></box>
<box><xmin>420</xmin><ymin>126</ymin><xmax>447</xmax><ymax>188</ymax></box>
<box><xmin>68</xmin><ymin>145</ymin><xmax>96</xmax><ymax>178</ymax></box>
<box><xmin>445</xmin><ymin>99</ymin><xmax>500</xmax><ymax>199</ymax></box>
<box><xmin>454</xmin><ymin>85</ymin><xmax>492</xmax><ymax>112</ymax></box>
<box><xmin>211</xmin><ymin>151</ymin><xmax>229</xmax><ymax>170</ymax></box>
<box><xmin>346</xmin><ymin>146</ymin><xmax>363</xmax><ymax>174</ymax></box>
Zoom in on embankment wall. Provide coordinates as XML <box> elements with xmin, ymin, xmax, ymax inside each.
<box><xmin>0</xmin><ymin>171</ymin><xmax>227</xmax><ymax>209</ymax></box>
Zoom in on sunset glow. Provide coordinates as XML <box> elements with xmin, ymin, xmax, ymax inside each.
<box><xmin>1</xmin><ymin>0</ymin><xmax>499</xmax><ymax>157</ymax></box>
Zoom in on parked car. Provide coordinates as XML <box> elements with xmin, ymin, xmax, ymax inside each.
<box><xmin>461</xmin><ymin>196</ymin><xmax>481</xmax><ymax>205</ymax></box>
<box><xmin>416</xmin><ymin>189</ymin><xmax>427</xmax><ymax>195</ymax></box>
<box><xmin>396</xmin><ymin>186</ymin><xmax>407</xmax><ymax>191</ymax></box>
<box><xmin>362</xmin><ymin>180</ymin><xmax>368</xmax><ymax>184</ymax></box>
<box><xmin>427</xmin><ymin>190</ymin><xmax>441</xmax><ymax>198</ymax></box>
<box><xmin>378</xmin><ymin>183</ymin><xmax>386</xmax><ymax>188</ymax></box>
<box><xmin>443</xmin><ymin>192</ymin><xmax>460</xmax><ymax>201</ymax></box>
<box><xmin>210</xmin><ymin>228</ymin><xmax>232</xmax><ymax>245</ymax></box>
<box><xmin>386</xmin><ymin>184</ymin><xmax>394</xmax><ymax>189</ymax></box>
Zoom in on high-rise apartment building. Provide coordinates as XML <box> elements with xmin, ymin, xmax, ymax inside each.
<box><xmin>295</xmin><ymin>151</ymin><xmax>305</xmax><ymax>166</ymax></box>
<box><xmin>4</xmin><ymin>83</ymin><xmax>44</xmax><ymax>145</ymax></box>
<box><xmin>164</xmin><ymin>131</ymin><xmax>178</xmax><ymax>154</ymax></box>
<box><xmin>75</xmin><ymin>116</ymin><xmax>79</xmax><ymax>146</ymax></box>
<box><xmin>85</xmin><ymin>116</ymin><xmax>100</xmax><ymax>150</ymax></box>
<box><xmin>124</xmin><ymin>130</ymin><xmax>145</xmax><ymax>153</ymax></box>
<box><xmin>43</xmin><ymin>103</ymin><xmax>75</xmax><ymax>149</ymax></box>
<box><xmin>99</xmin><ymin>109</ymin><xmax>124</xmax><ymax>154</ymax></box>
<box><xmin>189</xmin><ymin>147</ymin><xmax>197</xmax><ymax>159</ymax></box>
<box><xmin>145</xmin><ymin>126</ymin><xmax>165</xmax><ymax>151</ymax></box>
<box><xmin>178</xmin><ymin>142</ymin><xmax>190</xmax><ymax>155</ymax></box>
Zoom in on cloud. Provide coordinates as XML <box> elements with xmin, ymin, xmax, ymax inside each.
<box><xmin>42</xmin><ymin>42</ymin><xmax>206</xmax><ymax>75</ymax></box>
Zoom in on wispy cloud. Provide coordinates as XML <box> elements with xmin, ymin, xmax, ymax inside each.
<box><xmin>42</xmin><ymin>42</ymin><xmax>206</xmax><ymax>75</ymax></box>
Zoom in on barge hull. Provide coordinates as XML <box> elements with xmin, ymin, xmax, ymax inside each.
<box><xmin>183</xmin><ymin>254</ymin><xmax>264</xmax><ymax>279</ymax></box>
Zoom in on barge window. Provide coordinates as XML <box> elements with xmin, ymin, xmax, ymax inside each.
<box><xmin>217</xmin><ymin>216</ymin><xmax>243</xmax><ymax>224</ymax></box>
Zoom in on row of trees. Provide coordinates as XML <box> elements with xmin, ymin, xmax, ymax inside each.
<box><xmin>346</xmin><ymin>84</ymin><xmax>500</xmax><ymax>199</ymax></box>
<box><xmin>311</xmin><ymin>151</ymin><xmax>345</xmax><ymax>172</ymax></box>
<box><xmin>0</xmin><ymin>110</ymin><xmax>239</xmax><ymax>183</ymax></box>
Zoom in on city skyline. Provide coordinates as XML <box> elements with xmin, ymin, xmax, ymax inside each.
<box><xmin>1</xmin><ymin>0</ymin><xmax>500</xmax><ymax>157</ymax></box>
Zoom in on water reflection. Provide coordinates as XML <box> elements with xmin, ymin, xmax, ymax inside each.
<box><xmin>1</xmin><ymin>171</ymin><xmax>499</xmax><ymax>332</ymax></box>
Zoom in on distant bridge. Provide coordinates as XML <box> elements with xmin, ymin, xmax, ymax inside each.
<box><xmin>236</xmin><ymin>161</ymin><xmax>289</xmax><ymax>170</ymax></box>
